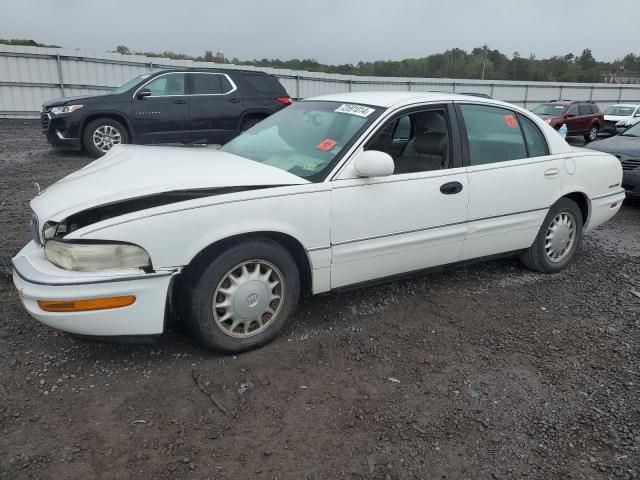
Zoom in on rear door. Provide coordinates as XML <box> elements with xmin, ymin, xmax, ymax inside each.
<box><xmin>564</xmin><ymin>104</ymin><xmax>581</xmax><ymax>134</ymax></box>
<box><xmin>457</xmin><ymin>103</ymin><xmax>561</xmax><ymax>260</ymax></box>
<box><xmin>131</xmin><ymin>72</ymin><xmax>190</xmax><ymax>144</ymax></box>
<box><xmin>188</xmin><ymin>72</ymin><xmax>244</xmax><ymax>144</ymax></box>
<box><xmin>578</xmin><ymin>103</ymin><xmax>593</xmax><ymax>133</ymax></box>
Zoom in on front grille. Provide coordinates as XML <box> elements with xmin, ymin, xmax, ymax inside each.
<box><xmin>40</xmin><ymin>112</ymin><xmax>50</xmax><ymax>131</ymax></box>
<box><xmin>621</xmin><ymin>158</ymin><xmax>640</xmax><ymax>171</ymax></box>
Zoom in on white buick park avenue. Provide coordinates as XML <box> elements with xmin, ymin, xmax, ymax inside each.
<box><xmin>13</xmin><ymin>92</ymin><xmax>624</xmax><ymax>353</ymax></box>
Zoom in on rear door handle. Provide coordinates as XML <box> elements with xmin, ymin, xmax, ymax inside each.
<box><xmin>174</xmin><ymin>99</ymin><xmax>187</xmax><ymax>104</ymax></box>
<box><xmin>440</xmin><ymin>181</ymin><xmax>463</xmax><ymax>195</ymax></box>
<box><xmin>230</xmin><ymin>98</ymin><xmax>240</xmax><ymax>103</ymax></box>
<box><xmin>544</xmin><ymin>168</ymin><xmax>560</xmax><ymax>179</ymax></box>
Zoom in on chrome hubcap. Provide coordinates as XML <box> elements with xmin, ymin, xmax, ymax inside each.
<box><xmin>212</xmin><ymin>260</ymin><xmax>284</xmax><ymax>338</ymax></box>
<box><xmin>93</xmin><ymin>125</ymin><xmax>122</xmax><ymax>152</ymax></box>
<box><xmin>545</xmin><ymin>212</ymin><xmax>576</xmax><ymax>262</ymax></box>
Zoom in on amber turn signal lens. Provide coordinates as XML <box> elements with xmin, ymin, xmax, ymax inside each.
<box><xmin>37</xmin><ymin>295</ymin><xmax>136</xmax><ymax>312</ymax></box>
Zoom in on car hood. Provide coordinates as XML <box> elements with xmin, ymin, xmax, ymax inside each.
<box><xmin>586</xmin><ymin>134</ymin><xmax>640</xmax><ymax>157</ymax></box>
<box><xmin>42</xmin><ymin>94</ymin><xmax>109</xmax><ymax>108</ymax></box>
<box><xmin>604</xmin><ymin>115</ymin><xmax>631</xmax><ymax>122</ymax></box>
<box><xmin>31</xmin><ymin>145</ymin><xmax>309</xmax><ymax>222</ymax></box>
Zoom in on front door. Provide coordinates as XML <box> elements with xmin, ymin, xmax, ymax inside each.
<box><xmin>188</xmin><ymin>72</ymin><xmax>245</xmax><ymax>144</ymax></box>
<box><xmin>330</xmin><ymin>104</ymin><xmax>469</xmax><ymax>288</ymax></box>
<box><xmin>456</xmin><ymin>103</ymin><xmax>562</xmax><ymax>260</ymax></box>
<box><xmin>131</xmin><ymin>72</ymin><xmax>190</xmax><ymax>144</ymax></box>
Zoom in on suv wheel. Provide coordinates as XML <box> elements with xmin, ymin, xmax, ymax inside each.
<box><xmin>183</xmin><ymin>238</ymin><xmax>300</xmax><ymax>353</ymax></box>
<box><xmin>585</xmin><ymin>124</ymin><xmax>599</xmax><ymax>143</ymax></box>
<box><xmin>83</xmin><ymin>118</ymin><xmax>129</xmax><ymax>158</ymax></box>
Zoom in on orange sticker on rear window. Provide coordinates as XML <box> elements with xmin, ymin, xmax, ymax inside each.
<box><xmin>317</xmin><ymin>138</ymin><xmax>337</xmax><ymax>152</ymax></box>
<box><xmin>504</xmin><ymin>114</ymin><xmax>518</xmax><ymax>128</ymax></box>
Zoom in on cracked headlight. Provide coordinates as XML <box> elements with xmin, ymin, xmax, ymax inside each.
<box><xmin>44</xmin><ymin>240</ymin><xmax>151</xmax><ymax>272</ymax></box>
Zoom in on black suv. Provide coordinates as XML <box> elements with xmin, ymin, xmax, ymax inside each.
<box><xmin>41</xmin><ymin>68</ymin><xmax>292</xmax><ymax>157</ymax></box>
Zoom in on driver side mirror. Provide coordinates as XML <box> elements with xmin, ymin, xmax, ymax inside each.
<box><xmin>565</xmin><ymin>112</ymin><xmax>576</xmax><ymax>118</ymax></box>
<box><xmin>137</xmin><ymin>88</ymin><xmax>151</xmax><ymax>100</ymax></box>
<box><xmin>353</xmin><ymin>150</ymin><xmax>394</xmax><ymax>178</ymax></box>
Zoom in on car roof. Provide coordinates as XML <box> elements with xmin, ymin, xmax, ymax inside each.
<box><xmin>306</xmin><ymin>91</ymin><xmax>506</xmax><ymax>108</ymax></box>
<box><xmin>157</xmin><ymin>68</ymin><xmax>273</xmax><ymax>76</ymax></box>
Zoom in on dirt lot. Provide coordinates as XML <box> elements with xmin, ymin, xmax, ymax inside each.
<box><xmin>1</xmin><ymin>120</ymin><xmax>639</xmax><ymax>480</ymax></box>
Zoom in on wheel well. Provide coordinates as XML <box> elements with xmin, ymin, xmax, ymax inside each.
<box><xmin>81</xmin><ymin>113</ymin><xmax>131</xmax><ymax>145</ymax></box>
<box><xmin>240</xmin><ymin>112</ymin><xmax>269</xmax><ymax>128</ymax></box>
<box><xmin>562</xmin><ymin>192</ymin><xmax>589</xmax><ymax>225</ymax></box>
<box><xmin>178</xmin><ymin>232</ymin><xmax>313</xmax><ymax>296</ymax></box>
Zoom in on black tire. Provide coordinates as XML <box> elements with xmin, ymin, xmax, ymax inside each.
<box><xmin>584</xmin><ymin>124</ymin><xmax>599</xmax><ymax>143</ymax></box>
<box><xmin>240</xmin><ymin>116</ymin><xmax>264</xmax><ymax>132</ymax></box>
<box><xmin>82</xmin><ymin>118</ymin><xmax>129</xmax><ymax>158</ymax></box>
<box><xmin>183</xmin><ymin>238</ymin><xmax>300</xmax><ymax>353</ymax></box>
<box><xmin>519</xmin><ymin>198</ymin><xmax>583</xmax><ymax>274</ymax></box>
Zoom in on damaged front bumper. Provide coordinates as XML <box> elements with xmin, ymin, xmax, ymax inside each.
<box><xmin>12</xmin><ymin>241</ymin><xmax>177</xmax><ymax>336</ymax></box>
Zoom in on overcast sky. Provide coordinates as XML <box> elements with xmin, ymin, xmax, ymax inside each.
<box><xmin>1</xmin><ymin>0</ymin><xmax>637</xmax><ymax>64</ymax></box>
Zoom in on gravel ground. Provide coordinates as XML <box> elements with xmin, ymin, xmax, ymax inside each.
<box><xmin>1</xmin><ymin>120</ymin><xmax>639</xmax><ymax>480</ymax></box>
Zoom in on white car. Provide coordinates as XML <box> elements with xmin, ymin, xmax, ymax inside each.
<box><xmin>603</xmin><ymin>104</ymin><xmax>640</xmax><ymax>132</ymax></box>
<box><xmin>13</xmin><ymin>92</ymin><xmax>625</xmax><ymax>353</ymax></box>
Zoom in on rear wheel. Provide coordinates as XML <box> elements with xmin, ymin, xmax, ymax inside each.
<box><xmin>584</xmin><ymin>124</ymin><xmax>599</xmax><ymax>142</ymax></box>
<box><xmin>519</xmin><ymin>198</ymin><xmax>583</xmax><ymax>273</ymax></box>
<box><xmin>183</xmin><ymin>239</ymin><xmax>300</xmax><ymax>353</ymax></box>
<box><xmin>83</xmin><ymin>118</ymin><xmax>129</xmax><ymax>158</ymax></box>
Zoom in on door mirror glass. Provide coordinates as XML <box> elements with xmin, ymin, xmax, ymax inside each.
<box><xmin>137</xmin><ymin>88</ymin><xmax>151</xmax><ymax>99</ymax></box>
<box><xmin>353</xmin><ymin>150</ymin><xmax>394</xmax><ymax>177</ymax></box>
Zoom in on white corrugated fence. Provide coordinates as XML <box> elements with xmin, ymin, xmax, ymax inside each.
<box><xmin>1</xmin><ymin>45</ymin><xmax>640</xmax><ymax>118</ymax></box>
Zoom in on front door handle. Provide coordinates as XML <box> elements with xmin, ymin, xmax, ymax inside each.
<box><xmin>174</xmin><ymin>99</ymin><xmax>187</xmax><ymax>105</ymax></box>
<box><xmin>230</xmin><ymin>98</ymin><xmax>240</xmax><ymax>103</ymax></box>
<box><xmin>440</xmin><ymin>181</ymin><xmax>463</xmax><ymax>195</ymax></box>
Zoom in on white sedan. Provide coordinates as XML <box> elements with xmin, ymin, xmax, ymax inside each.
<box><xmin>13</xmin><ymin>92</ymin><xmax>624</xmax><ymax>352</ymax></box>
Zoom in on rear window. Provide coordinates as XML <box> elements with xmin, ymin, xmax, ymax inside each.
<box><xmin>578</xmin><ymin>104</ymin><xmax>591</xmax><ymax>115</ymax></box>
<box><xmin>241</xmin><ymin>74</ymin><xmax>287</xmax><ymax>95</ymax></box>
<box><xmin>192</xmin><ymin>73</ymin><xmax>234</xmax><ymax>95</ymax></box>
<box><xmin>590</xmin><ymin>104</ymin><xmax>601</xmax><ymax>114</ymax></box>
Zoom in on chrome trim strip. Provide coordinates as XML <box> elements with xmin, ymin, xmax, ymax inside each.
<box><xmin>12</xmin><ymin>256</ymin><xmax>175</xmax><ymax>286</ymax></box>
<box><xmin>590</xmin><ymin>188</ymin><xmax>625</xmax><ymax>200</ymax></box>
<box><xmin>307</xmin><ymin>246</ymin><xmax>330</xmax><ymax>252</ymax></box>
<box><xmin>132</xmin><ymin>72</ymin><xmax>237</xmax><ymax>99</ymax></box>
<box><xmin>332</xmin><ymin>207</ymin><xmax>550</xmax><ymax>246</ymax></box>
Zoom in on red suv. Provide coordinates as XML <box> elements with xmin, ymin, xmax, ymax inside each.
<box><xmin>531</xmin><ymin>100</ymin><xmax>604</xmax><ymax>142</ymax></box>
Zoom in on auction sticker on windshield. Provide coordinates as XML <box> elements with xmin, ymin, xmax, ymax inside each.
<box><xmin>335</xmin><ymin>104</ymin><xmax>376</xmax><ymax>117</ymax></box>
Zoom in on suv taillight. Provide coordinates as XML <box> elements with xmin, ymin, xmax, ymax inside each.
<box><xmin>275</xmin><ymin>96</ymin><xmax>292</xmax><ymax>105</ymax></box>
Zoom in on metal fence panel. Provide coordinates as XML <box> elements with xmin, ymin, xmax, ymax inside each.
<box><xmin>2</xmin><ymin>44</ymin><xmax>640</xmax><ymax>118</ymax></box>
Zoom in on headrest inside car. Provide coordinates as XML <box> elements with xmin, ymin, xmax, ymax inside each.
<box><xmin>414</xmin><ymin>133</ymin><xmax>447</xmax><ymax>156</ymax></box>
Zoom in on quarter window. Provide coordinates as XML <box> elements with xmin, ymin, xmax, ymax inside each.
<box><xmin>578</xmin><ymin>104</ymin><xmax>591</xmax><ymax>115</ymax></box>
<box><xmin>518</xmin><ymin>114</ymin><xmax>549</xmax><ymax>158</ymax></box>
<box><xmin>459</xmin><ymin>104</ymin><xmax>527</xmax><ymax>165</ymax></box>
<box><xmin>144</xmin><ymin>73</ymin><xmax>186</xmax><ymax>96</ymax></box>
<box><xmin>192</xmin><ymin>73</ymin><xmax>233</xmax><ymax>95</ymax></box>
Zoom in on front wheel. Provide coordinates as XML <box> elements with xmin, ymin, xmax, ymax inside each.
<box><xmin>584</xmin><ymin>124</ymin><xmax>599</xmax><ymax>143</ymax></box>
<box><xmin>83</xmin><ymin>118</ymin><xmax>129</xmax><ymax>158</ymax></box>
<box><xmin>183</xmin><ymin>239</ymin><xmax>300</xmax><ymax>353</ymax></box>
<box><xmin>519</xmin><ymin>198</ymin><xmax>583</xmax><ymax>273</ymax></box>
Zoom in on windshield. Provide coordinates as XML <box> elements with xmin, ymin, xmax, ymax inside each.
<box><xmin>532</xmin><ymin>104</ymin><xmax>568</xmax><ymax>116</ymax></box>
<box><xmin>220</xmin><ymin>101</ymin><xmax>381</xmax><ymax>182</ymax></box>
<box><xmin>604</xmin><ymin>105</ymin><xmax>636</xmax><ymax>116</ymax></box>
<box><xmin>621</xmin><ymin>122</ymin><xmax>640</xmax><ymax>137</ymax></box>
<box><xmin>110</xmin><ymin>74</ymin><xmax>151</xmax><ymax>95</ymax></box>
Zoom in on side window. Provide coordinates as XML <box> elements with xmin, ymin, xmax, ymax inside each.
<box><xmin>578</xmin><ymin>104</ymin><xmax>591</xmax><ymax>115</ymax></box>
<box><xmin>518</xmin><ymin>114</ymin><xmax>549</xmax><ymax>158</ymax></box>
<box><xmin>459</xmin><ymin>104</ymin><xmax>527</xmax><ymax>165</ymax></box>
<box><xmin>192</xmin><ymin>74</ymin><xmax>234</xmax><ymax>95</ymax></box>
<box><xmin>567</xmin><ymin>105</ymin><xmax>579</xmax><ymax>116</ymax></box>
<box><xmin>144</xmin><ymin>73</ymin><xmax>186</xmax><ymax>96</ymax></box>
<box><xmin>590</xmin><ymin>104</ymin><xmax>600</xmax><ymax>114</ymax></box>
<box><xmin>366</xmin><ymin>108</ymin><xmax>451</xmax><ymax>174</ymax></box>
